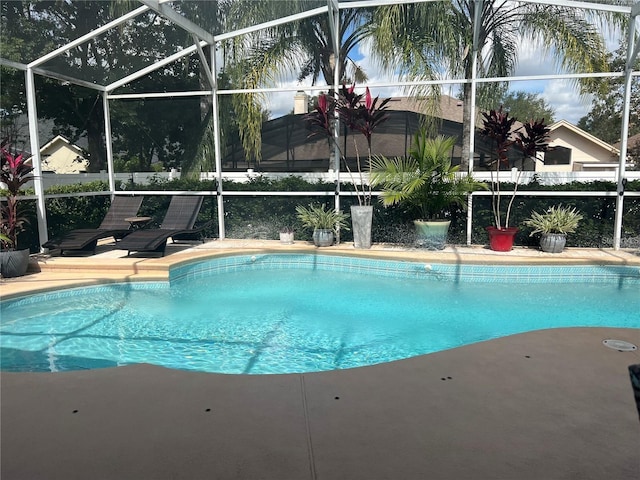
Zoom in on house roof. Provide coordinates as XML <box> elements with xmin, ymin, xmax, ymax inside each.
<box><xmin>548</xmin><ymin>119</ymin><xmax>619</xmax><ymax>155</ymax></box>
<box><xmin>614</xmin><ymin>132</ymin><xmax>640</xmax><ymax>150</ymax></box>
<box><xmin>223</xmin><ymin>98</ymin><xmax>499</xmax><ymax>171</ymax></box>
<box><xmin>40</xmin><ymin>135</ymin><xmax>85</xmax><ymax>155</ymax></box>
<box><xmin>384</xmin><ymin>95</ymin><xmax>465</xmax><ymax>123</ymax></box>
<box><xmin>224</xmin><ymin>99</ymin><xmax>621</xmax><ymax>172</ymax></box>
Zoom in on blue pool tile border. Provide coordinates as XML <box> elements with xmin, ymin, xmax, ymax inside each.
<box><xmin>1</xmin><ymin>282</ymin><xmax>168</xmax><ymax>309</ymax></box>
<box><xmin>170</xmin><ymin>254</ymin><xmax>640</xmax><ymax>285</ymax></box>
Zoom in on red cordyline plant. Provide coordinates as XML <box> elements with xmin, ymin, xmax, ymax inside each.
<box><xmin>306</xmin><ymin>84</ymin><xmax>390</xmax><ymax>206</ymax></box>
<box><xmin>480</xmin><ymin>106</ymin><xmax>550</xmax><ymax>229</ymax></box>
<box><xmin>1</xmin><ymin>140</ymin><xmax>34</xmax><ymax>250</ymax></box>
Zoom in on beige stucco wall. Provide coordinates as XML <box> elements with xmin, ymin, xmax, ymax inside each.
<box><xmin>535</xmin><ymin>125</ymin><xmax>618</xmax><ymax>172</ymax></box>
<box><xmin>41</xmin><ymin>143</ymin><xmax>89</xmax><ymax>173</ymax></box>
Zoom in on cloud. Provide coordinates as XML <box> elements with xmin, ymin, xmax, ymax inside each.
<box><xmin>511</xmin><ymin>24</ymin><xmax>628</xmax><ymax>124</ymax></box>
<box><xmin>540</xmin><ymin>80</ymin><xmax>594</xmax><ymax>124</ymax></box>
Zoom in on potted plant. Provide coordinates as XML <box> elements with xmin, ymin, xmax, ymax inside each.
<box><xmin>371</xmin><ymin>131</ymin><xmax>487</xmax><ymax>249</ymax></box>
<box><xmin>479</xmin><ymin>107</ymin><xmax>550</xmax><ymax>251</ymax></box>
<box><xmin>306</xmin><ymin>84</ymin><xmax>390</xmax><ymax>249</ymax></box>
<box><xmin>295</xmin><ymin>203</ymin><xmax>349</xmax><ymax>247</ymax></box>
<box><xmin>523</xmin><ymin>205</ymin><xmax>582</xmax><ymax>253</ymax></box>
<box><xmin>279</xmin><ymin>226</ymin><xmax>295</xmax><ymax>245</ymax></box>
<box><xmin>1</xmin><ymin>141</ymin><xmax>34</xmax><ymax>277</ymax></box>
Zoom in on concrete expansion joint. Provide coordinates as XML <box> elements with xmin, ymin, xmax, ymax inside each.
<box><xmin>299</xmin><ymin>375</ymin><xmax>317</xmax><ymax>480</ymax></box>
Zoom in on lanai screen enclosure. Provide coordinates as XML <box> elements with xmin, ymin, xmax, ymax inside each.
<box><xmin>1</xmin><ymin>0</ymin><xmax>639</xmax><ymax>250</ymax></box>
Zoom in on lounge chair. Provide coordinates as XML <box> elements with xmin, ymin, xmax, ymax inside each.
<box><xmin>117</xmin><ymin>196</ymin><xmax>211</xmax><ymax>256</ymax></box>
<box><xmin>43</xmin><ymin>196</ymin><xmax>144</xmax><ymax>255</ymax></box>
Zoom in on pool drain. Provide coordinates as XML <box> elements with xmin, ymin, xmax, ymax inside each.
<box><xmin>602</xmin><ymin>339</ymin><xmax>637</xmax><ymax>352</ymax></box>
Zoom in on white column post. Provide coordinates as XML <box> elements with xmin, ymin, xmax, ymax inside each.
<box><xmin>103</xmin><ymin>91</ymin><xmax>116</xmax><ymax>195</ymax></box>
<box><xmin>466</xmin><ymin>0</ymin><xmax>483</xmax><ymax>245</ymax></box>
<box><xmin>211</xmin><ymin>46</ymin><xmax>226</xmax><ymax>239</ymax></box>
<box><xmin>328</xmin><ymin>0</ymin><xmax>341</xmax><ymax>218</ymax></box>
<box><xmin>25</xmin><ymin>68</ymin><xmax>49</xmax><ymax>252</ymax></box>
<box><xmin>613</xmin><ymin>11</ymin><xmax>638</xmax><ymax>250</ymax></box>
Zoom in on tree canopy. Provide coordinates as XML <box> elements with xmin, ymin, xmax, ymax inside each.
<box><xmin>578</xmin><ymin>41</ymin><xmax>640</xmax><ymax>145</ymax></box>
<box><xmin>500</xmin><ymin>91</ymin><xmax>556</xmax><ymax>124</ymax></box>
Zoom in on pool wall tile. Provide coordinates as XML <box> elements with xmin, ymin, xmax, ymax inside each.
<box><xmin>169</xmin><ymin>254</ymin><xmax>640</xmax><ymax>286</ymax></box>
<box><xmin>1</xmin><ymin>282</ymin><xmax>168</xmax><ymax>309</ymax></box>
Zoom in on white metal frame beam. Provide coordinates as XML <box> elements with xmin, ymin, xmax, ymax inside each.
<box><xmin>192</xmin><ymin>35</ymin><xmax>216</xmax><ymax>90</ymax></box>
<box><xmin>613</xmin><ymin>3</ymin><xmax>639</xmax><ymax>250</ymax></box>
<box><xmin>210</xmin><ymin>48</ymin><xmax>226</xmax><ymax>240</ymax></box>
<box><xmin>138</xmin><ymin>0</ymin><xmax>216</xmax><ymax>44</ymax></box>
<box><xmin>28</xmin><ymin>5</ymin><xmax>150</xmax><ymax>70</ymax></box>
<box><xmin>465</xmin><ymin>0</ymin><xmax>484</xmax><ymax>246</ymax></box>
<box><xmin>328</xmin><ymin>0</ymin><xmax>342</xmax><ymax>217</ymax></box>
<box><xmin>25</xmin><ymin>68</ymin><xmax>48</xmax><ymax>252</ymax></box>
<box><xmin>214</xmin><ymin>7</ymin><xmax>328</xmax><ymax>42</ymax></box>
<box><xmin>105</xmin><ymin>43</ymin><xmax>201</xmax><ymax>92</ymax></box>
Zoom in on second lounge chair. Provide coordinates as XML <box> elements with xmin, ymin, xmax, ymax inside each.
<box><xmin>117</xmin><ymin>196</ymin><xmax>210</xmax><ymax>256</ymax></box>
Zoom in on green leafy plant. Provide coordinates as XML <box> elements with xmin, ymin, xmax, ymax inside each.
<box><xmin>371</xmin><ymin>131</ymin><xmax>487</xmax><ymax>219</ymax></box>
<box><xmin>1</xmin><ymin>141</ymin><xmax>34</xmax><ymax>250</ymax></box>
<box><xmin>523</xmin><ymin>205</ymin><xmax>583</xmax><ymax>235</ymax></box>
<box><xmin>295</xmin><ymin>203</ymin><xmax>349</xmax><ymax>233</ymax></box>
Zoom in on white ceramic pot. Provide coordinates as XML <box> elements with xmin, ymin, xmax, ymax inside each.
<box><xmin>279</xmin><ymin>232</ymin><xmax>294</xmax><ymax>244</ymax></box>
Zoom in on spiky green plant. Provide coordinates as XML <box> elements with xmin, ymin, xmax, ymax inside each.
<box><xmin>524</xmin><ymin>205</ymin><xmax>583</xmax><ymax>235</ymax></box>
<box><xmin>295</xmin><ymin>203</ymin><xmax>349</xmax><ymax>233</ymax></box>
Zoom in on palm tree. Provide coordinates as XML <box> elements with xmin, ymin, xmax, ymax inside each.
<box><xmin>225</xmin><ymin>1</ymin><xmax>370</xmax><ymax>86</ymax></box>
<box><xmin>217</xmin><ymin>1</ymin><xmax>378</xmax><ymax>165</ymax></box>
<box><xmin>371</xmin><ymin>131</ymin><xmax>485</xmax><ymax>220</ymax></box>
<box><xmin>369</xmin><ymin>1</ymin><xmax>628</xmax><ymax>171</ymax></box>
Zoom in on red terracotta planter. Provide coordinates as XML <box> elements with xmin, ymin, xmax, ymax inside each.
<box><xmin>486</xmin><ymin>226</ymin><xmax>518</xmax><ymax>252</ymax></box>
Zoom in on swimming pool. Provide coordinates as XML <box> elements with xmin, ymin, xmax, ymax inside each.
<box><xmin>1</xmin><ymin>254</ymin><xmax>639</xmax><ymax>374</ymax></box>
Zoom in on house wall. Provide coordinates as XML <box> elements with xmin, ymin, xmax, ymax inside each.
<box><xmin>41</xmin><ymin>143</ymin><xmax>89</xmax><ymax>174</ymax></box>
<box><xmin>536</xmin><ymin>126</ymin><xmax>618</xmax><ymax>172</ymax></box>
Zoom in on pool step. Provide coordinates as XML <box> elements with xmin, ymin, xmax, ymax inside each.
<box><xmin>29</xmin><ymin>256</ymin><xmax>170</xmax><ymax>280</ymax></box>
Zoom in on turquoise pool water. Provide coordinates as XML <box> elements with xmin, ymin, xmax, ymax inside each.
<box><xmin>1</xmin><ymin>254</ymin><xmax>639</xmax><ymax>374</ymax></box>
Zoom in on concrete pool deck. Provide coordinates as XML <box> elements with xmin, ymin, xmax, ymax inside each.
<box><xmin>2</xmin><ymin>241</ymin><xmax>640</xmax><ymax>479</ymax></box>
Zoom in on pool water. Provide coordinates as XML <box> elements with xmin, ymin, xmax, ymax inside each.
<box><xmin>1</xmin><ymin>254</ymin><xmax>639</xmax><ymax>374</ymax></box>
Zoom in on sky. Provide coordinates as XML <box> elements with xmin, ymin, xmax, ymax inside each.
<box><xmin>264</xmin><ymin>22</ymin><xmax>632</xmax><ymax>125</ymax></box>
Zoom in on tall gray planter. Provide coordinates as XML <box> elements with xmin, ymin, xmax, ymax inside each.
<box><xmin>540</xmin><ymin>233</ymin><xmax>566</xmax><ymax>253</ymax></box>
<box><xmin>0</xmin><ymin>249</ymin><xmax>30</xmax><ymax>278</ymax></box>
<box><xmin>351</xmin><ymin>205</ymin><xmax>373</xmax><ymax>249</ymax></box>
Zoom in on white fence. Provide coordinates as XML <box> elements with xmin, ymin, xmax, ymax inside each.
<box><xmin>36</xmin><ymin>169</ymin><xmax>640</xmax><ymax>188</ymax></box>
